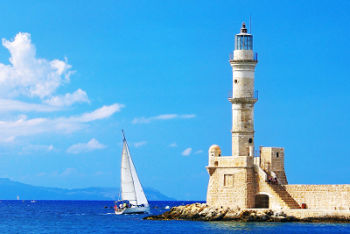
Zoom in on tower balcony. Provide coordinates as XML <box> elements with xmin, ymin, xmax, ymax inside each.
<box><xmin>229</xmin><ymin>52</ymin><xmax>258</xmax><ymax>63</ymax></box>
<box><xmin>228</xmin><ymin>90</ymin><xmax>258</xmax><ymax>104</ymax></box>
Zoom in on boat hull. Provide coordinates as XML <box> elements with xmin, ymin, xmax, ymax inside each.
<box><xmin>115</xmin><ymin>206</ymin><xmax>150</xmax><ymax>215</ymax></box>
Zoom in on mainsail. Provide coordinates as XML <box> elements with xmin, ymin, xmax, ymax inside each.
<box><xmin>120</xmin><ymin>133</ymin><xmax>149</xmax><ymax>206</ymax></box>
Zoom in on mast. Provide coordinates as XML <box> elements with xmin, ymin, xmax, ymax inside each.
<box><xmin>122</xmin><ymin>129</ymin><xmax>126</xmax><ymax>142</ymax></box>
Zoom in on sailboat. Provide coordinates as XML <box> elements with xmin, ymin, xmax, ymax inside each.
<box><xmin>114</xmin><ymin>130</ymin><xmax>150</xmax><ymax>215</ymax></box>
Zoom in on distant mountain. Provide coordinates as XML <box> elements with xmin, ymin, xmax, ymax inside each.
<box><xmin>0</xmin><ymin>178</ymin><xmax>174</xmax><ymax>201</ymax></box>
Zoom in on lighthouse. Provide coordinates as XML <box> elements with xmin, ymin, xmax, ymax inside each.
<box><xmin>204</xmin><ymin>22</ymin><xmax>349</xmax><ymax>212</ymax></box>
<box><xmin>206</xmin><ymin>23</ymin><xmax>258</xmax><ymax>208</ymax></box>
<box><xmin>229</xmin><ymin>22</ymin><xmax>258</xmax><ymax>161</ymax></box>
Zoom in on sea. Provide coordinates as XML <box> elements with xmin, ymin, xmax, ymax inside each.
<box><xmin>0</xmin><ymin>200</ymin><xmax>349</xmax><ymax>233</ymax></box>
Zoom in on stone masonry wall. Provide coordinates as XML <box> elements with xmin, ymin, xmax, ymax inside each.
<box><xmin>285</xmin><ymin>185</ymin><xmax>350</xmax><ymax>210</ymax></box>
<box><xmin>207</xmin><ymin>166</ymin><xmax>256</xmax><ymax>209</ymax></box>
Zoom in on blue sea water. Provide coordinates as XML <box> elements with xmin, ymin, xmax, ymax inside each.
<box><xmin>0</xmin><ymin>200</ymin><xmax>349</xmax><ymax>233</ymax></box>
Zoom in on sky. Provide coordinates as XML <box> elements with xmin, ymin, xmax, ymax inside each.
<box><xmin>0</xmin><ymin>0</ymin><xmax>350</xmax><ymax>200</ymax></box>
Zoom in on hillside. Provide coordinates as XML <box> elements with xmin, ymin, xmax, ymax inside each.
<box><xmin>0</xmin><ymin>178</ymin><xmax>174</xmax><ymax>201</ymax></box>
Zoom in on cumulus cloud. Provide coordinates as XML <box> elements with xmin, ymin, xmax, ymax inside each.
<box><xmin>182</xmin><ymin>147</ymin><xmax>192</xmax><ymax>156</ymax></box>
<box><xmin>132</xmin><ymin>114</ymin><xmax>196</xmax><ymax>124</ymax></box>
<box><xmin>44</xmin><ymin>89</ymin><xmax>89</xmax><ymax>107</ymax></box>
<box><xmin>0</xmin><ymin>33</ymin><xmax>125</xmax><ymax>150</ymax></box>
<box><xmin>0</xmin><ymin>32</ymin><xmax>92</xmax><ymax>112</ymax></box>
<box><xmin>0</xmin><ymin>32</ymin><xmax>73</xmax><ymax>99</ymax></box>
<box><xmin>0</xmin><ymin>103</ymin><xmax>123</xmax><ymax>138</ymax></box>
<box><xmin>67</xmin><ymin>138</ymin><xmax>106</xmax><ymax>154</ymax></box>
<box><xmin>134</xmin><ymin>141</ymin><xmax>147</xmax><ymax>148</ymax></box>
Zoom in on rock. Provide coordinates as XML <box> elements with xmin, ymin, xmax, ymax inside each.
<box><xmin>143</xmin><ymin>203</ymin><xmax>350</xmax><ymax>222</ymax></box>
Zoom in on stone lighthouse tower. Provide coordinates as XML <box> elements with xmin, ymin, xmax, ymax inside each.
<box><xmin>230</xmin><ymin>22</ymin><xmax>257</xmax><ymax>160</ymax></box>
<box><xmin>206</xmin><ymin>23</ymin><xmax>258</xmax><ymax>208</ymax></box>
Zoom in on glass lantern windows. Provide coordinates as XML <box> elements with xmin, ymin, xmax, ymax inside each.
<box><xmin>235</xmin><ymin>35</ymin><xmax>253</xmax><ymax>50</ymax></box>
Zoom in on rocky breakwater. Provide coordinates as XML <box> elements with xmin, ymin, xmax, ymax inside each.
<box><xmin>144</xmin><ymin>203</ymin><xmax>295</xmax><ymax>222</ymax></box>
<box><xmin>144</xmin><ymin>203</ymin><xmax>350</xmax><ymax>222</ymax></box>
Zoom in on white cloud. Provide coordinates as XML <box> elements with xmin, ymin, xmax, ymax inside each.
<box><xmin>48</xmin><ymin>145</ymin><xmax>54</xmax><ymax>151</ymax></box>
<box><xmin>36</xmin><ymin>168</ymin><xmax>80</xmax><ymax>178</ymax></box>
<box><xmin>67</xmin><ymin>138</ymin><xmax>106</xmax><ymax>154</ymax></box>
<box><xmin>44</xmin><ymin>89</ymin><xmax>89</xmax><ymax>107</ymax></box>
<box><xmin>132</xmin><ymin>114</ymin><xmax>196</xmax><ymax>124</ymax></box>
<box><xmin>0</xmin><ymin>32</ymin><xmax>73</xmax><ymax>99</ymax></box>
<box><xmin>94</xmin><ymin>171</ymin><xmax>105</xmax><ymax>176</ymax></box>
<box><xmin>77</xmin><ymin>104</ymin><xmax>124</xmax><ymax>122</ymax></box>
<box><xmin>0</xmin><ymin>136</ymin><xmax>15</xmax><ymax>143</ymax></box>
<box><xmin>60</xmin><ymin>168</ymin><xmax>77</xmax><ymax>176</ymax></box>
<box><xmin>134</xmin><ymin>141</ymin><xmax>147</xmax><ymax>148</ymax></box>
<box><xmin>20</xmin><ymin>144</ymin><xmax>54</xmax><ymax>154</ymax></box>
<box><xmin>194</xmin><ymin>150</ymin><xmax>203</xmax><ymax>154</ymax></box>
<box><xmin>169</xmin><ymin>142</ymin><xmax>177</xmax><ymax>147</ymax></box>
<box><xmin>0</xmin><ymin>103</ymin><xmax>122</xmax><ymax>138</ymax></box>
<box><xmin>0</xmin><ymin>33</ymin><xmax>125</xmax><ymax>151</ymax></box>
<box><xmin>182</xmin><ymin>147</ymin><xmax>192</xmax><ymax>156</ymax></box>
<box><xmin>36</xmin><ymin>172</ymin><xmax>47</xmax><ymax>177</ymax></box>
<box><xmin>0</xmin><ymin>98</ymin><xmax>59</xmax><ymax>112</ymax></box>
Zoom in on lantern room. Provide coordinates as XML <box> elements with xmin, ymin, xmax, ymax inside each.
<box><xmin>235</xmin><ymin>22</ymin><xmax>253</xmax><ymax>50</ymax></box>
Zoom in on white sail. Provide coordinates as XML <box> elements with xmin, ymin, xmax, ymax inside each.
<box><xmin>120</xmin><ymin>137</ymin><xmax>149</xmax><ymax>206</ymax></box>
<box><xmin>128</xmin><ymin>150</ymin><xmax>149</xmax><ymax>206</ymax></box>
<box><xmin>120</xmin><ymin>140</ymin><xmax>137</xmax><ymax>203</ymax></box>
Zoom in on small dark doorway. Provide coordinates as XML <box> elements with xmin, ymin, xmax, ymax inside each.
<box><xmin>255</xmin><ymin>194</ymin><xmax>269</xmax><ymax>208</ymax></box>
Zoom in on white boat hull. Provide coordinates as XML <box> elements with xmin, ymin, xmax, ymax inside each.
<box><xmin>115</xmin><ymin>206</ymin><xmax>150</xmax><ymax>215</ymax></box>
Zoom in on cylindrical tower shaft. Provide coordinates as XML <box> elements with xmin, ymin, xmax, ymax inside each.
<box><xmin>229</xmin><ymin>23</ymin><xmax>257</xmax><ymax>158</ymax></box>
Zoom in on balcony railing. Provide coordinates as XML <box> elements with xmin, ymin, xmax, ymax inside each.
<box><xmin>229</xmin><ymin>52</ymin><xmax>258</xmax><ymax>62</ymax></box>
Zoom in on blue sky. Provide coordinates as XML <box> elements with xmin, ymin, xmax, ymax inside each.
<box><xmin>0</xmin><ymin>0</ymin><xmax>350</xmax><ymax>200</ymax></box>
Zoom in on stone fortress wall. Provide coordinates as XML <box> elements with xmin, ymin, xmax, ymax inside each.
<box><xmin>284</xmin><ymin>184</ymin><xmax>350</xmax><ymax>210</ymax></box>
<box><xmin>259</xmin><ymin>146</ymin><xmax>350</xmax><ymax>210</ymax></box>
<box><xmin>207</xmin><ymin>145</ymin><xmax>350</xmax><ymax>211</ymax></box>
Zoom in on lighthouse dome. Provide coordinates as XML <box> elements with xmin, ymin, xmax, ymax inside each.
<box><xmin>209</xmin><ymin>145</ymin><xmax>221</xmax><ymax>157</ymax></box>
